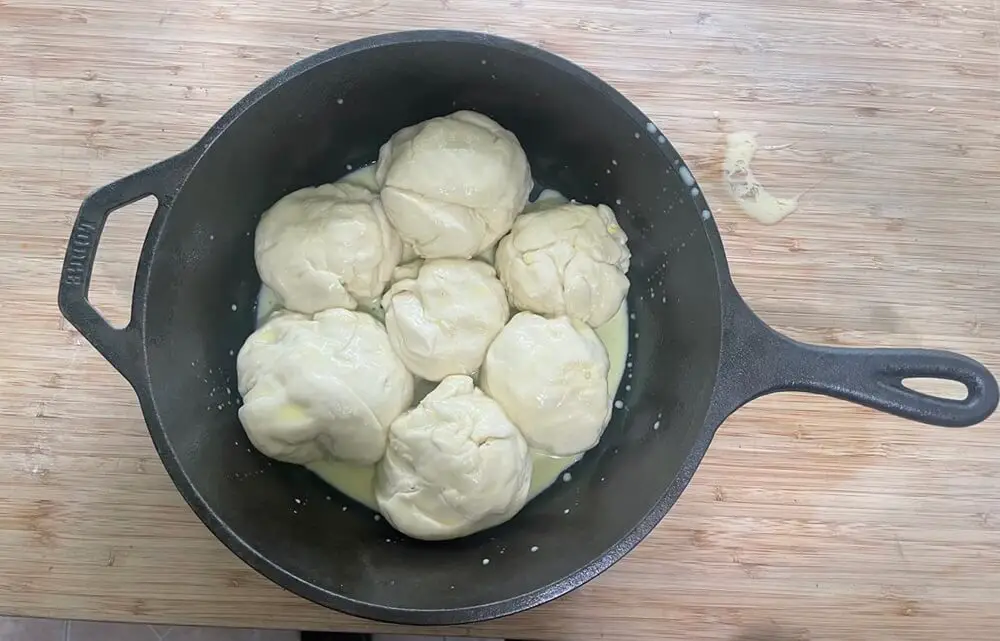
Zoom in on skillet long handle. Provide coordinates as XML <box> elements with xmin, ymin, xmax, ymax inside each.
<box><xmin>707</xmin><ymin>283</ymin><xmax>998</xmax><ymax>428</ymax></box>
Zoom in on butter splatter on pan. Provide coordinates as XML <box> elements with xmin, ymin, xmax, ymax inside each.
<box><xmin>723</xmin><ymin>132</ymin><xmax>800</xmax><ymax>225</ymax></box>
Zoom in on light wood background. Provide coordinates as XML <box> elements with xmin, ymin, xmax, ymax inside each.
<box><xmin>1</xmin><ymin>1</ymin><xmax>999</xmax><ymax>640</ymax></box>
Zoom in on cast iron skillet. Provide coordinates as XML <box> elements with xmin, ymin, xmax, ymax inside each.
<box><xmin>57</xmin><ymin>31</ymin><xmax>998</xmax><ymax>625</ymax></box>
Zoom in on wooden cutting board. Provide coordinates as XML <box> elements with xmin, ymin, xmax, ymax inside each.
<box><xmin>1</xmin><ymin>1</ymin><xmax>998</xmax><ymax>640</ymax></box>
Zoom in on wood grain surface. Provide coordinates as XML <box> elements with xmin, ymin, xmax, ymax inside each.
<box><xmin>1</xmin><ymin>1</ymin><xmax>999</xmax><ymax>640</ymax></box>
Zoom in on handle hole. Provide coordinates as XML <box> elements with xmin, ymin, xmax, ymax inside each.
<box><xmin>89</xmin><ymin>196</ymin><xmax>158</xmax><ymax>328</ymax></box>
<box><xmin>902</xmin><ymin>377</ymin><xmax>969</xmax><ymax>401</ymax></box>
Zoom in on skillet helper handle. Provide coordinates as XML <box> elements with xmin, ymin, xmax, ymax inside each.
<box><xmin>710</xmin><ymin>287</ymin><xmax>999</xmax><ymax>428</ymax></box>
<box><xmin>57</xmin><ymin>154</ymin><xmax>189</xmax><ymax>384</ymax></box>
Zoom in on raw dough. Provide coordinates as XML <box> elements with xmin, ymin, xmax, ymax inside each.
<box><xmin>480</xmin><ymin>312</ymin><xmax>612</xmax><ymax>456</ymax></box>
<box><xmin>383</xmin><ymin>259</ymin><xmax>510</xmax><ymax>381</ymax></box>
<box><xmin>237</xmin><ymin>309</ymin><xmax>413</xmax><ymax>465</ymax></box>
<box><xmin>495</xmin><ymin>202</ymin><xmax>630</xmax><ymax>327</ymax></box>
<box><xmin>254</xmin><ymin>182</ymin><xmax>401</xmax><ymax>314</ymax></box>
<box><xmin>375</xmin><ymin>111</ymin><xmax>532</xmax><ymax>259</ymax></box>
<box><xmin>376</xmin><ymin>375</ymin><xmax>532</xmax><ymax>540</ymax></box>
<box><xmin>723</xmin><ymin>131</ymin><xmax>800</xmax><ymax>224</ymax></box>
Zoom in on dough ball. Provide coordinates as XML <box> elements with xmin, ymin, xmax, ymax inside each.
<box><xmin>376</xmin><ymin>375</ymin><xmax>531</xmax><ymax>540</ymax></box>
<box><xmin>480</xmin><ymin>312</ymin><xmax>612</xmax><ymax>456</ymax></box>
<box><xmin>375</xmin><ymin>110</ymin><xmax>532</xmax><ymax>259</ymax></box>
<box><xmin>237</xmin><ymin>309</ymin><xmax>414</xmax><ymax>465</ymax></box>
<box><xmin>495</xmin><ymin>202</ymin><xmax>630</xmax><ymax>327</ymax></box>
<box><xmin>383</xmin><ymin>259</ymin><xmax>510</xmax><ymax>381</ymax></box>
<box><xmin>254</xmin><ymin>182</ymin><xmax>402</xmax><ymax>314</ymax></box>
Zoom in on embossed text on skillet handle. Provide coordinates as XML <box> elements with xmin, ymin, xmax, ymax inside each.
<box><xmin>57</xmin><ymin>152</ymin><xmax>192</xmax><ymax>386</ymax></box>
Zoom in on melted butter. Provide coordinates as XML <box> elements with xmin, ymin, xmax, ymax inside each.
<box><xmin>253</xmin><ymin>181</ymin><xmax>630</xmax><ymax>511</ymax></box>
<box><xmin>278</xmin><ymin>403</ymin><xmax>309</xmax><ymax>423</ymax></box>
<box><xmin>594</xmin><ymin>301</ymin><xmax>628</xmax><ymax>397</ymax></box>
<box><xmin>340</xmin><ymin>163</ymin><xmax>379</xmax><ymax>191</ymax></box>
<box><xmin>307</xmin><ymin>459</ymin><xmax>378</xmax><ymax>508</ymax></box>
<box><xmin>256</xmin><ymin>284</ymin><xmax>282</xmax><ymax>324</ymax></box>
<box><xmin>528</xmin><ymin>451</ymin><xmax>581</xmax><ymax>499</ymax></box>
<box><xmin>523</xmin><ymin>188</ymin><xmax>569</xmax><ymax>213</ymax></box>
<box><xmin>309</xmin><ymin>450</ymin><xmax>583</xmax><ymax>511</ymax></box>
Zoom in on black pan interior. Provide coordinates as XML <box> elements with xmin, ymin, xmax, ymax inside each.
<box><xmin>141</xmin><ymin>35</ymin><xmax>723</xmax><ymax>618</ymax></box>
